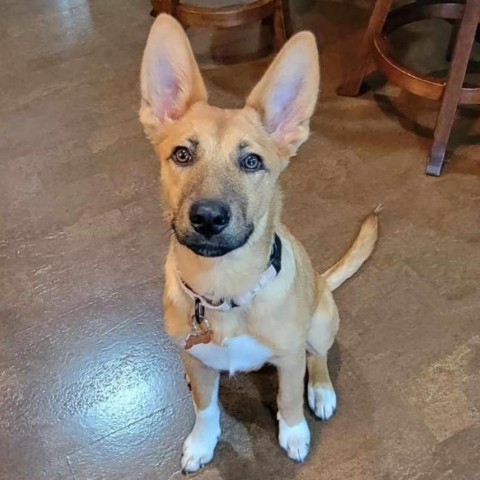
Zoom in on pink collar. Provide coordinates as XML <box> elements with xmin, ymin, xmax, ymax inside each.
<box><xmin>177</xmin><ymin>233</ymin><xmax>282</xmax><ymax>312</ymax></box>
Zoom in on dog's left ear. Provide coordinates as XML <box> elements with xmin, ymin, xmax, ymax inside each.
<box><xmin>246</xmin><ymin>32</ymin><xmax>320</xmax><ymax>157</ymax></box>
<box><xmin>140</xmin><ymin>14</ymin><xmax>207</xmax><ymax>142</ymax></box>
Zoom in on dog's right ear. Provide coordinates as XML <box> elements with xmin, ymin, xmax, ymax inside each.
<box><xmin>139</xmin><ymin>14</ymin><xmax>207</xmax><ymax>142</ymax></box>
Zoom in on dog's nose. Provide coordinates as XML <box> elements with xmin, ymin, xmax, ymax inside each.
<box><xmin>189</xmin><ymin>200</ymin><xmax>230</xmax><ymax>237</ymax></box>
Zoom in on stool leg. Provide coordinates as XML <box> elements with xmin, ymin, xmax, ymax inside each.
<box><xmin>273</xmin><ymin>0</ymin><xmax>292</xmax><ymax>50</ymax></box>
<box><xmin>150</xmin><ymin>0</ymin><xmax>179</xmax><ymax>17</ymax></box>
<box><xmin>337</xmin><ymin>0</ymin><xmax>392</xmax><ymax>97</ymax></box>
<box><xmin>427</xmin><ymin>0</ymin><xmax>480</xmax><ymax>176</ymax></box>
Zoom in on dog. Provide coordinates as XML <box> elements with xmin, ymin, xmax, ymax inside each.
<box><xmin>139</xmin><ymin>14</ymin><xmax>379</xmax><ymax>474</ymax></box>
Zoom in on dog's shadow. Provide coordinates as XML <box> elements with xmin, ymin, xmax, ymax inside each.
<box><xmin>210</xmin><ymin>343</ymin><xmax>342</xmax><ymax>479</ymax></box>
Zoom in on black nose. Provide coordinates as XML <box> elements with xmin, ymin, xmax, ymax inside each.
<box><xmin>189</xmin><ymin>200</ymin><xmax>231</xmax><ymax>237</ymax></box>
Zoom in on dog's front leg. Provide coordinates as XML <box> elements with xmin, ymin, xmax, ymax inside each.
<box><xmin>275</xmin><ymin>350</ymin><xmax>310</xmax><ymax>462</ymax></box>
<box><xmin>180</xmin><ymin>351</ymin><xmax>220</xmax><ymax>474</ymax></box>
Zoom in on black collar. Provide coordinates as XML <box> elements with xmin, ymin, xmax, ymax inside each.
<box><xmin>269</xmin><ymin>233</ymin><xmax>282</xmax><ymax>275</ymax></box>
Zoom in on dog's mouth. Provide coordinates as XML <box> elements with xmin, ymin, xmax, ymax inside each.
<box><xmin>173</xmin><ymin>225</ymin><xmax>254</xmax><ymax>258</ymax></box>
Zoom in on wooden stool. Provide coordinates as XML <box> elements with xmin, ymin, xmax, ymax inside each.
<box><xmin>338</xmin><ymin>0</ymin><xmax>480</xmax><ymax>176</ymax></box>
<box><xmin>150</xmin><ymin>0</ymin><xmax>292</xmax><ymax>51</ymax></box>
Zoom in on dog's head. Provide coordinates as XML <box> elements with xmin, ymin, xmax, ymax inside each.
<box><xmin>140</xmin><ymin>15</ymin><xmax>319</xmax><ymax>257</ymax></box>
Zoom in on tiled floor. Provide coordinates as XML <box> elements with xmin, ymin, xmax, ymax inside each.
<box><xmin>1</xmin><ymin>1</ymin><xmax>480</xmax><ymax>479</ymax></box>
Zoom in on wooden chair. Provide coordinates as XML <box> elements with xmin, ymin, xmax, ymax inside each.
<box><xmin>150</xmin><ymin>0</ymin><xmax>292</xmax><ymax>51</ymax></box>
<box><xmin>338</xmin><ymin>0</ymin><xmax>480</xmax><ymax>176</ymax></box>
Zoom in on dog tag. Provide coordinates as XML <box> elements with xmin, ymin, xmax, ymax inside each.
<box><xmin>184</xmin><ymin>329</ymin><xmax>213</xmax><ymax>350</ymax></box>
<box><xmin>184</xmin><ymin>298</ymin><xmax>213</xmax><ymax>350</ymax></box>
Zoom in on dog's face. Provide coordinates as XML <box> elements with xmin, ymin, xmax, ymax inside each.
<box><xmin>140</xmin><ymin>15</ymin><xmax>319</xmax><ymax>257</ymax></box>
<box><xmin>150</xmin><ymin>105</ymin><xmax>283</xmax><ymax>257</ymax></box>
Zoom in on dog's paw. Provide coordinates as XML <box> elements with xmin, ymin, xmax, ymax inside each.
<box><xmin>181</xmin><ymin>406</ymin><xmax>220</xmax><ymax>474</ymax></box>
<box><xmin>307</xmin><ymin>384</ymin><xmax>337</xmax><ymax>421</ymax></box>
<box><xmin>181</xmin><ymin>433</ymin><xmax>218</xmax><ymax>474</ymax></box>
<box><xmin>277</xmin><ymin>414</ymin><xmax>310</xmax><ymax>463</ymax></box>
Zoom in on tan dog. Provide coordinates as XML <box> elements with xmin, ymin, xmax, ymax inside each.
<box><xmin>140</xmin><ymin>15</ymin><xmax>379</xmax><ymax>473</ymax></box>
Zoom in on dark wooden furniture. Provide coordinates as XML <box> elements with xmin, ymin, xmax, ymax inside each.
<box><xmin>150</xmin><ymin>0</ymin><xmax>292</xmax><ymax>51</ymax></box>
<box><xmin>338</xmin><ymin>0</ymin><xmax>480</xmax><ymax>176</ymax></box>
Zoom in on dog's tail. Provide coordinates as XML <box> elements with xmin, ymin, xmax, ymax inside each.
<box><xmin>321</xmin><ymin>205</ymin><xmax>381</xmax><ymax>291</ymax></box>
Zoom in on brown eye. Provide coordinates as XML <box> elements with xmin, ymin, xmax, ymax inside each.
<box><xmin>172</xmin><ymin>146</ymin><xmax>192</xmax><ymax>166</ymax></box>
<box><xmin>240</xmin><ymin>154</ymin><xmax>263</xmax><ymax>172</ymax></box>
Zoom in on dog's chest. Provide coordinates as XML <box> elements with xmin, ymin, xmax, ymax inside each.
<box><xmin>187</xmin><ymin>334</ymin><xmax>271</xmax><ymax>375</ymax></box>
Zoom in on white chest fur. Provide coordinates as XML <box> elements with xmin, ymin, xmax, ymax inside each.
<box><xmin>187</xmin><ymin>334</ymin><xmax>272</xmax><ymax>375</ymax></box>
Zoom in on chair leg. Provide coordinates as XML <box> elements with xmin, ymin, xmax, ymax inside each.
<box><xmin>427</xmin><ymin>0</ymin><xmax>480</xmax><ymax>176</ymax></box>
<box><xmin>337</xmin><ymin>0</ymin><xmax>392</xmax><ymax>97</ymax></box>
<box><xmin>273</xmin><ymin>0</ymin><xmax>292</xmax><ymax>50</ymax></box>
<box><xmin>150</xmin><ymin>0</ymin><xmax>179</xmax><ymax>17</ymax></box>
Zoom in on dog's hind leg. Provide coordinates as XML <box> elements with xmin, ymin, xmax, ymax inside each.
<box><xmin>306</xmin><ymin>286</ymin><xmax>340</xmax><ymax>420</ymax></box>
<box><xmin>180</xmin><ymin>352</ymin><xmax>220</xmax><ymax>474</ymax></box>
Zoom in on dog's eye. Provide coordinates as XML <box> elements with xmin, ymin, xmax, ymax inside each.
<box><xmin>172</xmin><ymin>146</ymin><xmax>192</xmax><ymax>166</ymax></box>
<box><xmin>240</xmin><ymin>154</ymin><xmax>263</xmax><ymax>172</ymax></box>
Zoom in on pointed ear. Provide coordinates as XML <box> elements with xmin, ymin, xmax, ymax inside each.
<box><xmin>246</xmin><ymin>32</ymin><xmax>320</xmax><ymax>156</ymax></box>
<box><xmin>139</xmin><ymin>14</ymin><xmax>207</xmax><ymax>142</ymax></box>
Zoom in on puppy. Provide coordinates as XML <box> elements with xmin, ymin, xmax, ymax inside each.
<box><xmin>139</xmin><ymin>14</ymin><xmax>379</xmax><ymax>473</ymax></box>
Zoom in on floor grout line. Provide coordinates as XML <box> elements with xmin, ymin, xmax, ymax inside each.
<box><xmin>66</xmin><ymin>393</ymin><xmax>192</xmax><ymax>458</ymax></box>
<box><xmin>66</xmin><ymin>454</ymin><xmax>78</xmax><ymax>480</ymax></box>
<box><xmin>4</xmin><ymin>273</ymin><xmax>163</xmax><ymax>342</ymax></box>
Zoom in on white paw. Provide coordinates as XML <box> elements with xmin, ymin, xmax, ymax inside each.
<box><xmin>181</xmin><ymin>403</ymin><xmax>220</xmax><ymax>474</ymax></box>
<box><xmin>277</xmin><ymin>414</ymin><xmax>311</xmax><ymax>463</ymax></box>
<box><xmin>308</xmin><ymin>384</ymin><xmax>337</xmax><ymax>420</ymax></box>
